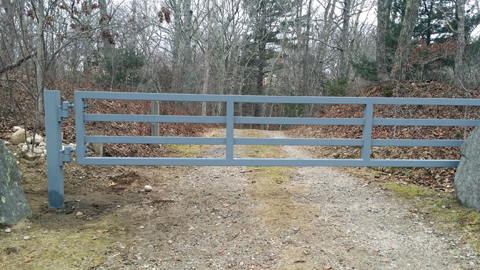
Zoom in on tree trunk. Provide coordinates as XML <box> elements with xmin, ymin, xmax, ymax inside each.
<box><xmin>34</xmin><ymin>1</ymin><xmax>46</xmax><ymax>127</ymax></box>
<box><xmin>99</xmin><ymin>0</ymin><xmax>114</xmax><ymax>89</ymax></box>
<box><xmin>300</xmin><ymin>0</ymin><xmax>313</xmax><ymax>96</ymax></box>
<box><xmin>376</xmin><ymin>0</ymin><xmax>390</xmax><ymax>81</ymax></box>
<box><xmin>171</xmin><ymin>0</ymin><xmax>182</xmax><ymax>93</ymax></box>
<box><xmin>339</xmin><ymin>0</ymin><xmax>351</xmax><ymax>77</ymax></box>
<box><xmin>390</xmin><ymin>0</ymin><xmax>421</xmax><ymax>81</ymax></box>
<box><xmin>182</xmin><ymin>0</ymin><xmax>192</xmax><ymax>93</ymax></box>
<box><xmin>454</xmin><ymin>0</ymin><xmax>465</xmax><ymax>83</ymax></box>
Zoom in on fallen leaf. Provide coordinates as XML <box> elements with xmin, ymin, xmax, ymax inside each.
<box><xmin>24</xmin><ymin>256</ymin><xmax>35</xmax><ymax>263</ymax></box>
<box><xmin>96</xmin><ymin>230</ymin><xmax>109</xmax><ymax>234</ymax></box>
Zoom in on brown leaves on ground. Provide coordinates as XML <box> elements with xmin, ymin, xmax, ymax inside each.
<box><xmin>288</xmin><ymin>81</ymin><xmax>480</xmax><ymax>191</ymax></box>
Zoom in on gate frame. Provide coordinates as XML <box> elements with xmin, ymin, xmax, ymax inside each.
<box><xmin>45</xmin><ymin>90</ymin><xmax>480</xmax><ymax>208</ymax></box>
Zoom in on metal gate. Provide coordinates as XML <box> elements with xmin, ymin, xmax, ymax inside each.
<box><xmin>44</xmin><ymin>90</ymin><xmax>480</xmax><ymax>208</ymax></box>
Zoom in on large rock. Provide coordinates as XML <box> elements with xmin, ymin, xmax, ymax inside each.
<box><xmin>10</xmin><ymin>128</ymin><xmax>28</xmax><ymax>144</ymax></box>
<box><xmin>0</xmin><ymin>139</ymin><xmax>32</xmax><ymax>225</ymax></box>
<box><xmin>455</xmin><ymin>125</ymin><xmax>480</xmax><ymax>211</ymax></box>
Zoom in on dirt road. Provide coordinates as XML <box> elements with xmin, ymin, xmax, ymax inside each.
<box><xmin>100</xmin><ymin>130</ymin><xmax>478</xmax><ymax>269</ymax></box>
<box><xmin>2</xmin><ymin>129</ymin><xmax>478</xmax><ymax>269</ymax></box>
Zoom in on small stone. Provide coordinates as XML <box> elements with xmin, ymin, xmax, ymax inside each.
<box><xmin>4</xmin><ymin>228</ymin><xmax>12</xmax><ymax>233</ymax></box>
<box><xmin>24</xmin><ymin>151</ymin><xmax>37</xmax><ymax>161</ymax></box>
<box><xmin>23</xmin><ymin>236</ymin><xmax>30</xmax><ymax>240</ymax></box>
<box><xmin>144</xmin><ymin>185</ymin><xmax>152</xmax><ymax>192</ymax></box>
<box><xmin>21</xmin><ymin>144</ymin><xmax>29</xmax><ymax>152</ymax></box>
<box><xmin>76</xmin><ymin>211</ymin><xmax>84</xmax><ymax>216</ymax></box>
<box><xmin>33</xmin><ymin>134</ymin><xmax>44</xmax><ymax>144</ymax></box>
<box><xmin>12</xmin><ymin>126</ymin><xmax>21</xmax><ymax>132</ymax></box>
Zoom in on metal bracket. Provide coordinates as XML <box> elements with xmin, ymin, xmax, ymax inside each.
<box><xmin>58</xmin><ymin>101</ymin><xmax>74</xmax><ymax>122</ymax></box>
<box><xmin>60</xmin><ymin>146</ymin><xmax>75</xmax><ymax>166</ymax></box>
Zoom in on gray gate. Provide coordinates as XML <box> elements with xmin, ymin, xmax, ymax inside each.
<box><xmin>44</xmin><ymin>90</ymin><xmax>480</xmax><ymax>208</ymax></box>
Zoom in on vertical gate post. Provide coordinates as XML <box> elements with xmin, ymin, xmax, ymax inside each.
<box><xmin>226</xmin><ymin>100</ymin><xmax>234</xmax><ymax>160</ymax></box>
<box><xmin>361</xmin><ymin>102</ymin><xmax>374</xmax><ymax>164</ymax></box>
<box><xmin>44</xmin><ymin>90</ymin><xmax>65</xmax><ymax>208</ymax></box>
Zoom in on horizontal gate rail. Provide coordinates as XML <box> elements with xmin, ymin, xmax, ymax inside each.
<box><xmin>44</xmin><ymin>90</ymin><xmax>480</xmax><ymax>208</ymax></box>
<box><xmin>70</xmin><ymin>90</ymin><xmax>480</xmax><ymax>169</ymax></box>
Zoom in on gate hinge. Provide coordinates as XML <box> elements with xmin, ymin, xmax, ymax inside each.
<box><xmin>58</xmin><ymin>101</ymin><xmax>74</xmax><ymax>122</ymax></box>
<box><xmin>60</xmin><ymin>146</ymin><xmax>75</xmax><ymax>166</ymax></box>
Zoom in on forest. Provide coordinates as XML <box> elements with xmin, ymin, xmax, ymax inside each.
<box><xmin>3</xmin><ymin>2</ymin><xmax>480</xmax><ymax>268</ymax></box>
<box><xmin>1</xmin><ymin>0</ymin><xmax>480</xmax><ymax>126</ymax></box>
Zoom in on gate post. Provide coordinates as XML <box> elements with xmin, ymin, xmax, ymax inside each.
<box><xmin>44</xmin><ymin>90</ymin><xmax>65</xmax><ymax>208</ymax></box>
<box><xmin>361</xmin><ymin>102</ymin><xmax>374</xmax><ymax>164</ymax></box>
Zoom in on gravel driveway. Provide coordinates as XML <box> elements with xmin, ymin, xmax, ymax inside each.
<box><xmin>102</xmin><ymin>129</ymin><xmax>478</xmax><ymax>270</ymax></box>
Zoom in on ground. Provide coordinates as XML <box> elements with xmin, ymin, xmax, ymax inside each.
<box><xmin>1</xmin><ymin>128</ymin><xmax>479</xmax><ymax>269</ymax></box>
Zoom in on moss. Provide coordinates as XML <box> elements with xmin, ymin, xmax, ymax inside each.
<box><xmin>163</xmin><ymin>144</ymin><xmax>211</xmax><ymax>158</ymax></box>
<box><xmin>6</xmin><ymin>168</ymin><xmax>11</xmax><ymax>185</ymax></box>
<box><xmin>0</xmin><ymin>214</ymin><xmax>126</xmax><ymax>269</ymax></box>
<box><xmin>163</xmin><ymin>128</ymin><xmax>223</xmax><ymax>158</ymax></box>
<box><xmin>379</xmin><ymin>182</ymin><xmax>438</xmax><ymax>199</ymax></box>
<box><xmin>378</xmin><ymin>182</ymin><xmax>480</xmax><ymax>252</ymax></box>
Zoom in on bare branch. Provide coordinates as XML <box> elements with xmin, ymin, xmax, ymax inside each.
<box><xmin>0</xmin><ymin>52</ymin><xmax>36</xmax><ymax>74</ymax></box>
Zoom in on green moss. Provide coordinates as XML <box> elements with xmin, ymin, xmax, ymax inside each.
<box><xmin>379</xmin><ymin>182</ymin><xmax>438</xmax><ymax>199</ymax></box>
<box><xmin>163</xmin><ymin>144</ymin><xmax>211</xmax><ymax>158</ymax></box>
<box><xmin>0</xmin><ymin>215</ymin><xmax>125</xmax><ymax>269</ymax></box>
<box><xmin>163</xmin><ymin>129</ymin><xmax>222</xmax><ymax>158</ymax></box>
<box><xmin>6</xmin><ymin>168</ymin><xmax>11</xmax><ymax>185</ymax></box>
<box><xmin>378</xmin><ymin>182</ymin><xmax>480</xmax><ymax>252</ymax></box>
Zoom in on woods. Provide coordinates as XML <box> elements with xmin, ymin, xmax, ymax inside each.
<box><xmin>1</xmin><ymin>0</ymin><xmax>480</xmax><ymax>124</ymax></box>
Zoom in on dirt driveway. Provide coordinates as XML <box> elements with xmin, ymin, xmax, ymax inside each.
<box><xmin>1</xmin><ymin>129</ymin><xmax>478</xmax><ymax>269</ymax></box>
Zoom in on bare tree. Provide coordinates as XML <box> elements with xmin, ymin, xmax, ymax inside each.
<box><xmin>376</xmin><ymin>0</ymin><xmax>390</xmax><ymax>81</ymax></box>
<box><xmin>391</xmin><ymin>0</ymin><xmax>421</xmax><ymax>80</ymax></box>
<box><xmin>339</xmin><ymin>0</ymin><xmax>352</xmax><ymax>77</ymax></box>
<box><xmin>454</xmin><ymin>0</ymin><xmax>465</xmax><ymax>83</ymax></box>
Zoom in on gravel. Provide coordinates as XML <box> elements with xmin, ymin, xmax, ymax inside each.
<box><xmin>102</xmin><ymin>130</ymin><xmax>478</xmax><ymax>269</ymax></box>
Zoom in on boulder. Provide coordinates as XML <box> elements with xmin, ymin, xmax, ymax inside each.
<box><xmin>0</xmin><ymin>139</ymin><xmax>32</xmax><ymax>226</ymax></box>
<box><xmin>10</xmin><ymin>128</ymin><xmax>28</xmax><ymax>145</ymax></box>
<box><xmin>455</xmin><ymin>125</ymin><xmax>480</xmax><ymax>211</ymax></box>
